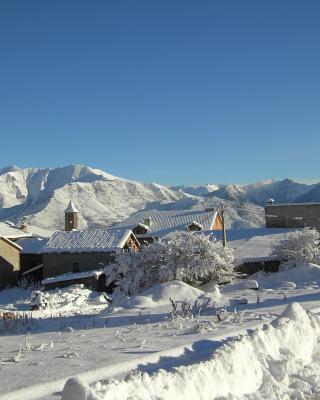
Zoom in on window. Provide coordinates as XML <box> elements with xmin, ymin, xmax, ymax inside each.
<box><xmin>73</xmin><ymin>262</ymin><xmax>79</xmax><ymax>273</ymax></box>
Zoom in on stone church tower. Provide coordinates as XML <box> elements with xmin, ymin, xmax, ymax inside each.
<box><xmin>65</xmin><ymin>201</ymin><xmax>79</xmax><ymax>231</ymax></box>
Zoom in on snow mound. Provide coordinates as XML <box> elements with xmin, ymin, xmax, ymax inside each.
<box><xmin>142</xmin><ymin>281</ymin><xmax>204</xmax><ymax>303</ymax></box>
<box><xmin>243</xmin><ymin>279</ymin><xmax>259</xmax><ymax>290</ymax></box>
<box><xmin>75</xmin><ymin>302</ymin><xmax>320</xmax><ymax>399</ymax></box>
<box><xmin>62</xmin><ymin>378</ymin><xmax>98</xmax><ymax>400</ymax></box>
<box><xmin>114</xmin><ymin>281</ymin><xmax>205</xmax><ymax>309</ymax></box>
<box><xmin>254</xmin><ymin>262</ymin><xmax>320</xmax><ymax>289</ymax></box>
<box><xmin>0</xmin><ymin>285</ymin><xmax>107</xmax><ymax>317</ymax></box>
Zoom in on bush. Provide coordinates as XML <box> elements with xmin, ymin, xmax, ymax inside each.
<box><xmin>272</xmin><ymin>228</ymin><xmax>320</xmax><ymax>267</ymax></box>
<box><xmin>105</xmin><ymin>231</ymin><xmax>234</xmax><ymax>295</ymax></box>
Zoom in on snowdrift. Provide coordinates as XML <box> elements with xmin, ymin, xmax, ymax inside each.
<box><xmin>0</xmin><ymin>285</ymin><xmax>107</xmax><ymax>316</ymax></box>
<box><xmin>113</xmin><ymin>281</ymin><xmax>222</xmax><ymax>310</ymax></box>
<box><xmin>255</xmin><ymin>262</ymin><xmax>320</xmax><ymax>289</ymax></box>
<box><xmin>63</xmin><ymin>303</ymin><xmax>320</xmax><ymax>399</ymax></box>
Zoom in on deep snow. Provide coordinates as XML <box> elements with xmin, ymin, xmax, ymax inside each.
<box><xmin>2</xmin><ymin>265</ymin><xmax>320</xmax><ymax>399</ymax></box>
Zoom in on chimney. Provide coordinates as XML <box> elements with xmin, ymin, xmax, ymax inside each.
<box><xmin>144</xmin><ymin>216</ymin><xmax>152</xmax><ymax>227</ymax></box>
<box><xmin>65</xmin><ymin>201</ymin><xmax>79</xmax><ymax>231</ymax></box>
<box><xmin>266</xmin><ymin>198</ymin><xmax>275</xmax><ymax>206</ymax></box>
<box><xmin>20</xmin><ymin>217</ymin><xmax>28</xmax><ymax>232</ymax></box>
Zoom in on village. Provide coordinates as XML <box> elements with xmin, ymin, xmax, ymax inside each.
<box><xmin>1</xmin><ymin>1</ymin><xmax>320</xmax><ymax>399</ymax></box>
<box><xmin>0</xmin><ymin>199</ymin><xmax>317</xmax><ymax>292</ymax></box>
<box><xmin>1</xmin><ymin>198</ymin><xmax>320</xmax><ymax>399</ymax></box>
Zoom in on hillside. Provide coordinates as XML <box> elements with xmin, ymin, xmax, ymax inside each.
<box><xmin>0</xmin><ymin>165</ymin><xmax>318</xmax><ymax>230</ymax></box>
<box><xmin>0</xmin><ymin>165</ymin><xmax>187</xmax><ymax>230</ymax></box>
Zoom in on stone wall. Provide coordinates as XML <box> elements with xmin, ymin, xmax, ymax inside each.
<box><xmin>43</xmin><ymin>252</ymin><xmax>116</xmax><ymax>278</ymax></box>
<box><xmin>265</xmin><ymin>204</ymin><xmax>320</xmax><ymax>229</ymax></box>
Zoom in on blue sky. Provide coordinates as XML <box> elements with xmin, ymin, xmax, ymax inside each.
<box><xmin>0</xmin><ymin>1</ymin><xmax>319</xmax><ymax>185</ymax></box>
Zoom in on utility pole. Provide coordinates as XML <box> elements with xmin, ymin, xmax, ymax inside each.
<box><xmin>221</xmin><ymin>204</ymin><xmax>227</xmax><ymax>247</ymax></box>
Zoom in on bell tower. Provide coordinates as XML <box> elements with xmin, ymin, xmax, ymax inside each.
<box><xmin>64</xmin><ymin>201</ymin><xmax>79</xmax><ymax>231</ymax></box>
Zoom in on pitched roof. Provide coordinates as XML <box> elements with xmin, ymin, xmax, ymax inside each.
<box><xmin>231</xmin><ymin>233</ymin><xmax>292</xmax><ymax>265</ymax></box>
<box><xmin>43</xmin><ymin>228</ymin><xmax>134</xmax><ymax>253</ymax></box>
<box><xmin>112</xmin><ymin>209</ymin><xmax>218</xmax><ymax>237</ymax></box>
<box><xmin>42</xmin><ymin>270</ymin><xmax>103</xmax><ymax>285</ymax></box>
<box><xmin>200</xmin><ymin>228</ymin><xmax>298</xmax><ymax>265</ymax></box>
<box><xmin>65</xmin><ymin>200</ymin><xmax>79</xmax><ymax>213</ymax></box>
<box><xmin>0</xmin><ymin>222</ymin><xmax>33</xmax><ymax>239</ymax></box>
<box><xmin>16</xmin><ymin>237</ymin><xmax>49</xmax><ymax>254</ymax></box>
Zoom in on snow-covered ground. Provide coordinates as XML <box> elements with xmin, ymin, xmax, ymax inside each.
<box><xmin>2</xmin><ymin>264</ymin><xmax>320</xmax><ymax>399</ymax></box>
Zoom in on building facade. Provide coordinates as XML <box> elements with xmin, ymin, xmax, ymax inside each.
<box><xmin>265</xmin><ymin>203</ymin><xmax>320</xmax><ymax>229</ymax></box>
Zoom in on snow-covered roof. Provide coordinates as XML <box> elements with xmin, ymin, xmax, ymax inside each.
<box><xmin>113</xmin><ymin>210</ymin><xmax>218</xmax><ymax>237</ymax></box>
<box><xmin>25</xmin><ymin>225</ymin><xmax>55</xmax><ymax>238</ymax></box>
<box><xmin>0</xmin><ymin>221</ymin><xmax>53</xmax><ymax>240</ymax></box>
<box><xmin>65</xmin><ymin>200</ymin><xmax>79</xmax><ymax>213</ymax></box>
<box><xmin>44</xmin><ymin>228</ymin><xmax>134</xmax><ymax>253</ymax></box>
<box><xmin>16</xmin><ymin>237</ymin><xmax>49</xmax><ymax>254</ymax></box>
<box><xmin>202</xmin><ymin>228</ymin><xmax>298</xmax><ymax>242</ymax></box>
<box><xmin>200</xmin><ymin>228</ymin><xmax>299</xmax><ymax>264</ymax></box>
<box><xmin>265</xmin><ymin>202</ymin><xmax>320</xmax><ymax>207</ymax></box>
<box><xmin>0</xmin><ymin>222</ymin><xmax>33</xmax><ymax>239</ymax></box>
<box><xmin>42</xmin><ymin>270</ymin><xmax>103</xmax><ymax>285</ymax></box>
<box><xmin>232</xmin><ymin>233</ymin><xmax>292</xmax><ymax>264</ymax></box>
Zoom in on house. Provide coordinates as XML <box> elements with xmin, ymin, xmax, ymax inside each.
<box><xmin>112</xmin><ymin>209</ymin><xmax>223</xmax><ymax>244</ymax></box>
<box><xmin>202</xmin><ymin>228</ymin><xmax>298</xmax><ymax>274</ymax></box>
<box><xmin>0</xmin><ymin>220</ymin><xmax>54</xmax><ymax>287</ymax></box>
<box><xmin>42</xmin><ymin>228</ymin><xmax>139</xmax><ymax>279</ymax></box>
<box><xmin>16</xmin><ymin>237</ymin><xmax>49</xmax><ymax>282</ymax></box>
<box><xmin>265</xmin><ymin>200</ymin><xmax>320</xmax><ymax>229</ymax></box>
<box><xmin>0</xmin><ymin>236</ymin><xmax>22</xmax><ymax>289</ymax></box>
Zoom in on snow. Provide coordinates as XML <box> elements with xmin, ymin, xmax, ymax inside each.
<box><xmin>0</xmin><ymin>221</ymin><xmax>33</xmax><ymax>239</ymax></box>
<box><xmin>3</xmin><ymin>266</ymin><xmax>320</xmax><ymax>399</ymax></box>
<box><xmin>112</xmin><ymin>209</ymin><xmax>218</xmax><ymax>237</ymax></box>
<box><xmin>253</xmin><ymin>262</ymin><xmax>320</xmax><ymax>289</ymax></box>
<box><xmin>16</xmin><ymin>237</ymin><xmax>49</xmax><ymax>254</ymax></box>
<box><xmin>42</xmin><ymin>270</ymin><xmax>104</xmax><ymax>285</ymax></box>
<box><xmin>61</xmin><ymin>302</ymin><xmax>320</xmax><ymax>400</ymax></box>
<box><xmin>0</xmin><ymin>285</ymin><xmax>108</xmax><ymax>317</ymax></box>
<box><xmin>0</xmin><ymin>165</ymin><xmax>187</xmax><ymax>231</ymax></box>
<box><xmin>113</xmin><ymin>281</ymin><xmax>206</xmax><ymax>309</ymax></box>
<box><xmin>44</xmin><ymin>228</ymin><xmax>134</xmax><ymax>253</ymax></box>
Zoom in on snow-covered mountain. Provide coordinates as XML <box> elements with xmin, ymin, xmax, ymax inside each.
<box><xmin>0</xmin><ymin>165</ymin><xmax>187</xmax><ymax>230</ymax></box>
<box><xmin>170</xmin><ymin>184</ymin><xmax>220</xmax><ymax>197</ymax></box>
<box><xmin>0</xmin><ymin>165</ymin><xmax>318</xmax><ymax>231</ymax></box>
<box><xmin>207</xmin><ymin>179</ymin><xmax>315</xmax><ymax>205</ymax></box>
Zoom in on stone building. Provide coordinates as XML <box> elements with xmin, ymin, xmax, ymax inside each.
<box><xmin>112</xmin><ymin>209</ymin><xmax>223</xmax><ymax>244</ymax></box>
<box><xmin>42</xmin><ymin>228</ymin><xmax>139</xmax><ymax>279</ymax></box>
<box><xmin>0</xmin><ymin>236</ymin><xmax>21</xmax><ymax>289</ymax></box>
<box><xmin>265</xmin><ymin>201</ymin><xmax>320</xmax><ymax>229</ymax></box>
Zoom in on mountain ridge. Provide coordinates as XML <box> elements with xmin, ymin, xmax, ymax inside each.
<box><xmin>0</xmin><ymin>164</ymin><xmax>319</xmax><ymax>231</ymax></box>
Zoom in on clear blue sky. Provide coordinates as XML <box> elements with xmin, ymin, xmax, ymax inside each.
<box><xmin>0</xmin><ymin>1</ymin><xmax>319</xmax><ymax>185</ymax></box>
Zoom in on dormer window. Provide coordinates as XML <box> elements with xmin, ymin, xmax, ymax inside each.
<box><xmin>186</xmin><ymin>221</ymin><xmax>202</xmax><ymax>232</ymax></box>
<box><xmin>133</xmin><ymin>223</ymin><xmax>149</xmax><ymax>235</ymax></box>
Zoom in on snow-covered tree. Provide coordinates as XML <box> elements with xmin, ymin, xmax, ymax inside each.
<box><xmin>272</xmin><ymin>228</ymin><xmax>320</xmax><ymax>266</ymax></box>
<box><xmin>105</xmin><ymin>231</ymin><xmax>234</xmax><ymax>295</ymax></box>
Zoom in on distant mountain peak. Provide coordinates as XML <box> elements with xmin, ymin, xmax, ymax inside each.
<box><xmin>0</xmin><ymin>165</ymin><xmax>21</xmax><ymax>175</ymax></box>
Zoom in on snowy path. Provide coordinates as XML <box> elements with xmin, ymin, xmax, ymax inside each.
<box><xmin>1</xmin><ymin>291</ymin><xmax>320</xmax><ymax>400</ymax></box>
<box><xmin>1</xmin><ymin>279</ymin><xmax>320</xmax><ymax>400</ymax></box>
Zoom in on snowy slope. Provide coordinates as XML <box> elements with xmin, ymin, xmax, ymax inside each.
<box><xmin>0</xmin><ymin>165</ymin><xmax>187</xmax><ymax>230</ymax></box>
<box><xmin>170</xmin><ymin>184</ymin><xmax>220</xmax><ymax>197</ymax></box>
<box><xmin>0</xmin><ymin>165</ymin><xmax>319</xmax><ymax>230</ymax></box>
<box><xmin>208</xmin><ymin>179</ymin><xmax>315</xmax><ymax>205</ymax></box>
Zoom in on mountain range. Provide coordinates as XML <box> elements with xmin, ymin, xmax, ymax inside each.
<box><xmin>0</xmin><ymin>165</ymin><xmax>319</xmax><ymax>231</ymax></box>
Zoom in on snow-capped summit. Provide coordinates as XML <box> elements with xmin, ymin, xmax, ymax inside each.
<box><xmin>0</xmin><ymin>164</ymin><xmax>319</xmax><ymax>231</ymax></box>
